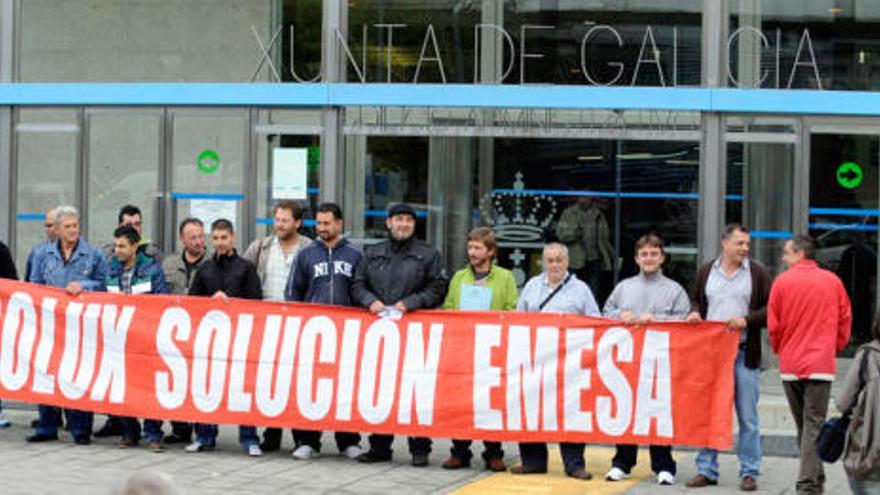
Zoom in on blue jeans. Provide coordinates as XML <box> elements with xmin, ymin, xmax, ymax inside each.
<box><xmin>194</xmin><ymin>423</ymin><xmax>259</xmax><ymax>448</ymax></box>
<box><xmin>848</xmin><ymin>470</ymin><xmax>880</xmax><ymax>495</ymax></box>
<box><xmin>121</xmin><ymin>418</ymin><xmax>164</xmax><ymax>442</ymax></box>
<box><xmin>37</xmin><ymin>405</ymin><xmax>92</xmax><ymax>439</ymax></box>
<box><xmin>695</xmin><ymin>349</ymin><xmax>761</xmax><ymax>480</ymax></box>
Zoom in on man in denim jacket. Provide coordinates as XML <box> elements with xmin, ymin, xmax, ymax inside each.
<box><xmin>27</xmin><ymin>205</ymin><xmax>108</xmax><ymax>445</ymax></box>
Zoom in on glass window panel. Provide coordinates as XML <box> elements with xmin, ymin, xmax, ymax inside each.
<box><xmin>14</xmin><ymin>109</ymin><xmax>79</xmax><ymax>275</ymax></box>
<box><xmin>808</xmin><ymin>133</ymin><xmax>878</xmax><ymax>352</ymax></box>
<box><xmin>730</xmin><ymin>1</ymin><xmax>880</xmax><ymax>90</ymax></box>
<box><xmin>86</xmin><ymin>112</ymin><xmax>161</xmax><ymax>250</ymax></box>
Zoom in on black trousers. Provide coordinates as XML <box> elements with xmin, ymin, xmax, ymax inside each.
<box><xmin>450</xmin><ymin>439</ymin><xmax>504</xmax><ymax>461</ymax></box>
<box><xmin>611</xmin><ymin>444</ymin><xmax>676</xmax><ymax>475</ymax></box>
<box><xmin>170</xmin><ymin>421</ymin><xmax>192</xmax><ymax>440</ymax></box>
<box><xmin>368</xmin><ymin>433</ymin><xmax>431</xmax><ymax>456</ymax></box>
<box><xmin>519</xmin><ymin>442</ymin><xmax>584</xmax><ymax>474</ymax></box>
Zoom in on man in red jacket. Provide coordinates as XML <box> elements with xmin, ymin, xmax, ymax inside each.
<box><xmin>769</xmin><ymin>235</ymin><xmax>851</xmax><ymax>495</ymax></box>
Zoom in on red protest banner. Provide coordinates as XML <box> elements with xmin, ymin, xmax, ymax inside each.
<box><xmin>0</xmin><ymin>279</ymin><xmax>738</xmax><ymax>449</ymax></box>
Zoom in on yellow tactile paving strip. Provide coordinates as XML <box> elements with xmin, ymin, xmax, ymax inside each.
<box><xmin>451</xmin><ymin>447</ymin><xmax>656</xmax><ymax>495</ymax></box>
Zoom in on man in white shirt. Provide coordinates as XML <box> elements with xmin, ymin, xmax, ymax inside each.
<box><xmin>244</xmin><ymin>200</ymin><xmax>311</xmax><ymax>451</ymax></box>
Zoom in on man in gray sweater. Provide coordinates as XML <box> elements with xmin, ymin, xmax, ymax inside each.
<box><xmin>602</xmin><ymin>233</ymin><xmax>690</xmax><ymax>486</ymax></box>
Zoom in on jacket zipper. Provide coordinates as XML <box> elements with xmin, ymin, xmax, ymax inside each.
<box><xmin>328</xmin><ymin>246</ymin><xmax>334</xmax><ymax>305</ymax></box>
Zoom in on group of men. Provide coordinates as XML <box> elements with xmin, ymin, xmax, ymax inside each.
<box><xmin>0</xmin><ymin>199</ymin><xmax>852</xmax><ymax>495</ymax></box>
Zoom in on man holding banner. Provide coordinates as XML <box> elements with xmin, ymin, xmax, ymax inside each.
<box><xmin>284</xmin><ymin>203</ymin><xmax>364</xmax><ymax>461</ymax></box>
<box><xmin>686</xmin><ymin>225</ymin><xmax>771</xmax><ymax>492</ymax></box>
<box><xmin>351</xmin><ymin>203</ymin><xmax>448</xmax><ymax>467</ymax></box>
<box><xmin>602</xmin><ymin>233</ymin><xmax>689</xmax><ymax>486</ymax></box>
<box><xmin>441</xmin><ymin>226</ymin><xmax>517</xmax><ymax>472</ymax></box>
<box><xmin>27</xmin><ymin>205</ymin><xmax>108</xmax><ymax>445</ymax></box>
<box><xmin>511</xmin><ymin>242</ymin><xmax>599</xmax><ymax>480</ymax></box>
<box><xmin>185</xmin><ymin>218</ymin><xmax>264</xmax><ymax>457</ymax></box>
<box><xmin>105</xmin><ymin>224</ymin><xmax>171</xmax><ymax>451</ymax></box>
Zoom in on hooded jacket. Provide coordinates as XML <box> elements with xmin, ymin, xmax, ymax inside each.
<box><xmin>285</xmin><ymin>237</ymin><xmax>362</xmax><ymax>306</ymax></box>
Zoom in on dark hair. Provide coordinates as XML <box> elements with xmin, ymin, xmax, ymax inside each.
<box><xmin>634</xmin><ymin>233</ymin><xmax>665</xmax><ymax>255</ymax></box>
<box><xmin>178</xmin><ymin>217</ymin><xmax>204</xmax><ymax>235</ymax></box>
<box><xmin>113</xmin><ymin>224</ymin><xmax>141</xmax><ymax>245</ymax></box>
<box><xmin>316</xmin><ymin>202</ymin><xmax>343</xmax><ymax>221</ymax></box>
<box><xmin>721</xmin><ymin>223</ymin><xmax>749</xmax><ymax>241</ymax></box>
<box><xmin>872</xmin><ymin>311</ymin><xmax>880</xmax><ymax>342</ymax></box>
<box><xmin>117</xmin><ymin>205</ymin><xmax>142</xmax><ymax>224</ymax></box>
<box><xmin>468</xmin><ymin>227</ymin><xmax>497</xmax><ymax>256</ymax></box>
<box><xmin>789</xmin><ymin>235</ymin><xmax>817</xmax><ymax>260</ymax></box>
<box><xmin>211</xmin><ymin>218</ymin><xmax>235</xmax><ymax>234</ymax></box>
<box><xmin>274</xmin><ymin>200</ymin><xmax>304</xmax><ymax>221</ymax></box>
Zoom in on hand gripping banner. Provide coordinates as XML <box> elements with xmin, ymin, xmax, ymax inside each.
<box><xmin>0</xmin><ymin>279</ymin><xmax>739</xmax><ymax>449</ymax></box>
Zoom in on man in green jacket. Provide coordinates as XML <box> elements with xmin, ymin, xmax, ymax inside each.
<box><xmin>441</xmin><ymin>226</ymin><xmax>517</xmax><ymax>472</ymax></box>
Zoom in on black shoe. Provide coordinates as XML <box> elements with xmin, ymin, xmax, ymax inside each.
<box><xmin>162</xmin><ymin>433</ymin><xmax>191</xmax><ymax>445</ymax></box>
<box><xmin>74</xmin><ymin>436</ymin><xmax>91</xmax><ymax>445</ymax></box>
<box><xmin>26</xmin><ymin>433</ymin><xmax>58</xmax><ymax>443</ymax></box>
<box><xmin>259</xmin><ymin>440</ymin><xmax>281</xmax><ymax>453</ymax></box>
<box><xmin>356</xmin><ymin>451</ymin><xmax>392</xmax><ymax>463</ymax></box>
<box><xmin>93</xmin><ymin>422</ymin><xmax>122</xmax><ymax>438</ymax></box>
<box><xmin>411</xmin><ymin>453</ymin><xmax>429</xmax><ymax>467</ymax></box>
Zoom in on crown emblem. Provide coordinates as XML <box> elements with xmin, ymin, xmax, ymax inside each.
<box><xmin>479</xmin><ymin>171</ymin><xmax>557</xmax><ymax>242</ymax></box>
<box><xmin>479</xmin><ymin>171</ymin><xmax>558</xmax><ymax>287</ymax></box>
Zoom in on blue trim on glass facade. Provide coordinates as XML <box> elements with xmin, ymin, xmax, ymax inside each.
<box><xmin>171</xmin><ymin>192</ymin><xmax>244</xmax><ymax>201</ymax></box>
<box><xmin>16</xmin><ymin>213</ymin><xmax>45</xmax><ymax>221</ymax></box>
<box><xmin>749</xmin><ymin>230</ymin><xmax>793</xmax><ymax>239</ymax></box>
<box><xmin>809</xmin><ymin>207</ymin><xmax>880</xmax><ymax>217</ymax></box>
<box><xmin>2</xmin><ymin>83</ymin><xmax>880</xmax><ymax>115</ymax></box>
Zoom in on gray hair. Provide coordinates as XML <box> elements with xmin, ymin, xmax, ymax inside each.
<box><xmin>114</xmin><ymin>471</ymin><xmax>182</xmax><ymax>495</ymax></box>
<box><xmin>543</xmin><ymin>242</ymin><xmax>569</xmax><ymax>258</ymax></box>
<box><xmin>54</xmin><ymin>205</ymin><xmax>79</xmax><ymax>225</ymax></box>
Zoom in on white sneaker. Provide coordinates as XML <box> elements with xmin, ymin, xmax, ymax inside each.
<box><xmin>342</xmin><ymin>445</ymin><xmax>364</xmax><ymax>460</ymax></box>
<box><xmin>292</xmin><ymin>444</ymin><xmax>318</xmax><ymax>460</ymax></box>
<box><xmin>0</xmin><ymin>413</ymin><xmax>11</xmax><ymax>428</ymax></box>
<box><xmin>184</xmin><ymin>441</ymin><xmax>204</xmax><ymax>453</ymax></box>
<box><xmin>247</xmin><ymin>444</ymin><xmax>263</xmax><ymax>457</ymax></box>
<box><xmin>657</xmin><ymin>471</ymin><xmax>675</xmax><ymax>485</ymax></box>
<box><xmin>605</xmin><ymin>467</ymin><xmax>631</xmax><ymax>481</ymax></box>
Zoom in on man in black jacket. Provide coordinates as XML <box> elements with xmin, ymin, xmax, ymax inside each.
<box><xmin>0</xmin><ymin>240</ymin><xmax>17</xmax><ymax>427</ymax></box>
<box><xmin>282</xmin><ymin>202</ymin><xmax>364</xmax><ymax>461</ymax></box>
<box><xmin>185</xmin><ymin>218</ymin><xmax>264</xmax><ymax>457</ymax></box>
<box><xmin>351</xmin><ymin>203</ymin><xmax>448</xmax><ymax>467</ymax></box>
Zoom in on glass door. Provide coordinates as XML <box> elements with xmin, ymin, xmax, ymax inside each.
<box><xmin>84</xmin><ymin>109</ymin><xmax>163</xmax><ymax>251</ymax></box>
<box><xmin>807</xmin><ymin>125</ymin><xmax>880</xmax><ymax>352</ymax></box>
<box><xmin>169</xmin><ymin>109</ymin><xmax>248</xmax><ymax>251</ymax></box>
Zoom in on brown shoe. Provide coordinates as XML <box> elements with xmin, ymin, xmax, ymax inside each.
<box><xmin>148</xmin><ymin>441</ymin><xmax>165</xmax><ymax>453</ymax></box>
<box><xmin>739</xmin><ymin>476</ymin><xmax>757</xmax><ymax>491</ymax></box>
<box><xmin>485</xmin><ymin>457</ymin><xmax>506</xmax><ymax>472</ymax></box>
<box><xmin>442</xmin><ymin>456</ymin><xmax>470</xmax><ymax>470</ymax></box>
<box><xmin>567</xmin><ymin>468</ymin><xmax>593</xmax><ymax>480</ymax></box>
<box><xmin>117</xmin><ymin>437</ymin><xmax>138</xmax><ymax>449</ymax></box>
<box><xmin>510</xmin><ymin>465</ymin><xmax>548</xmax><ymax>475</ymax></box>
<box><xmin>685</xmin><ymin>474</ymin><xmax>718</xmax><ymax>488</ymax></box>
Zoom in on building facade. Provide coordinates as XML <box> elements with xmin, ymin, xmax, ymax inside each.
<box><xmin>1</xmin><ymin>0</ymin><xmax>879</xmax><ymax>349</ymax></box>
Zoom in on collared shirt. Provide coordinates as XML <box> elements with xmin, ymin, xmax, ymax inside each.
<box><xmin>706</xmin><ymin>257</ymin><xmax>752</xmax><ymax>341</ymax></box>
<box><xmin>517</xmin><ymin>271</ymin><xmax>600</xmax><ymax>316</ymax></box>
<box><xmin>263</xmin><ymin>236</ymin><xmax>297</xmax><ymax>302</ymax></box>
